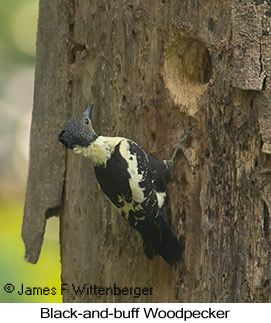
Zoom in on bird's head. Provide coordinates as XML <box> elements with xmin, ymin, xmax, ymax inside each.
<box><xmin>58</xmin><ymin>105</ymin><xmax>97</xmax><ymax>149</ymax></box>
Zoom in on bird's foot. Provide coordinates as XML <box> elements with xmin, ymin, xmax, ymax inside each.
<box><xmin>170</xmin><ymin>125</ymin><xmax>196</xmax><ymax>167</ymax></box>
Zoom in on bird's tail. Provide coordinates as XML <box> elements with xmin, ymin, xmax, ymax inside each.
<box><xmin>158</xmin><ymin>216</ymin><xmax>183</xmax><ymax>266</ymax></box>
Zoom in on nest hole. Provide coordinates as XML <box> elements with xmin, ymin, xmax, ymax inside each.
<box><xmin>163</xmin><ymin>32</ymin><xmax>212</xmax><ymax>116</ymax></box>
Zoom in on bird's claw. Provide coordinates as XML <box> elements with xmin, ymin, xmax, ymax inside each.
<box><xmin>170</xmin><ymin>125</ymin><xmax>196</xmax><ymax>167</ymax></box>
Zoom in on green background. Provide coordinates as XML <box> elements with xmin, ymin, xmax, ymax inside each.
<box><xmin>0</xmin><ymin>0</ymin><xmax>61</xmax><ymax>303</ymax></box>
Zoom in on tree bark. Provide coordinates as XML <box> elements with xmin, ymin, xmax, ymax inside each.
<box><xmin>23</xmin><ymin>0</ymin><xmax>270</xmax><ymax>302</ymax></box>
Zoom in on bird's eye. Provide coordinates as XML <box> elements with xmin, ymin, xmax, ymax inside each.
<box><xmin>85</xmin><ymin>118</ymin><xmax>89</xmax><ymax>124</ymax></box>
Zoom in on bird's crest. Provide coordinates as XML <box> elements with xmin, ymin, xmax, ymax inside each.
<box><xmin>83</xmin><ymin>105</ymin><xmax>94</xmax><ymax>118</ymax></box>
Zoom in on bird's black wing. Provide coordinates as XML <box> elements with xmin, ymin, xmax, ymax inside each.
<box><xmin>94</xmin><ymin>141</ymin><xmax>132</xmax><ymax>208</ymax></box>
<box><xmin>147</xmin><ymin>154</ymin><xmax>171</xmax><ymax>193</ymax></box>
<box><xmin>94</xmin><ymin>138</ymin><xmax>181</xmax><ymax>264</ymax></box>
<box><xmin>94</xmin><ymin>139</ymin><xmax>162</xmax><ymax>248</ymax></box>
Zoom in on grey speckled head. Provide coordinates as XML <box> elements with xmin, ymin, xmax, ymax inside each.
<box><xmin>58</xmin><ymin>106</ymin><xmax>98</xmax><ymax>149</ymax></box>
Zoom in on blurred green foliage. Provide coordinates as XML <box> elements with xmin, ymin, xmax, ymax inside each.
<box><xmin>0</xmin><ymin>0</ymin><xmax>37</xmax><ymax>69</ymax></box>
<box><xmin>0</xmin><ymin>0</ymin><xmax>62</xmax><ymax>302</ymax></box>
<box><xmin>0</xmin><ymin>199</ymin><xmax>61</xmax><ymax>302</ymax></box>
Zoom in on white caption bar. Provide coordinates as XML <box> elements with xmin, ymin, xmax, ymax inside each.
<box><xmin>1</xmin><ymin>303</ymin><xmax>270</xmax><ymax>322</ymax></box>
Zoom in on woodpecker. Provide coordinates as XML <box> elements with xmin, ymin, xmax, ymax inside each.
<box><xmin>58</xmin><ymin>106</ymin><xmax>193</xmax><ymax>265</ymax></box>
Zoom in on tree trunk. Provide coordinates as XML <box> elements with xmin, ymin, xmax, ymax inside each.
<box><xmin>23</xmin><ymin>0</ymin><xmax>270</xmax><ymax>302</ymax></box>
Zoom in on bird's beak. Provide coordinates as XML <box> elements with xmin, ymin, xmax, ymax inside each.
<box><xmin>58</xmin><ymin>130</ymin><xmax>74</xmax><ymax>149</ymax></box>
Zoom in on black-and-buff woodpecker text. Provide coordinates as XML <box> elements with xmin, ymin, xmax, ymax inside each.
<box><xmin>58</xmin><ymin>106</ymin><xmax>193</xmax><ymax>265</ymax></box>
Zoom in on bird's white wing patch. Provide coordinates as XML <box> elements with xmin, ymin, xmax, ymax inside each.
<box><xmin>117</xmin><ymin>195</ymin><xmax>143</xmax><ymax>220</ymax></box>
<box><xmin>119</xmin><ymin>140</ymin><xmax>146</xmax><ymax>204</ymax></box>
<box><xmin>156</xmin><ymin>191</ymin><xmax>166</xmax><ymax>208</ymax></box>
